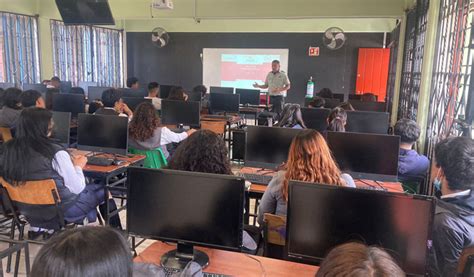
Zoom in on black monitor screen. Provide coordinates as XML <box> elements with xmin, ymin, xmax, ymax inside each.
<box><xmin>327</xmin><ymin>131</ymin><xmax>399</xmax><ymax>181</ymax></box>
<box><xmin>59</xmin><ymin>81</ymin><xmax>72</xmax><ymax>93</ymax></box>
<box><xmin>23</xmin><ymin>84</ymin><xmax>47</xmax><ymax>94</ymax></box>
<box><xmin>245</xmin><ymin>126</ymin><xmax>303</xmax><ymax>169</ymax></box>
<box><xmin>52</xmin><ymin>94</ymin><xmax>85</xmax><ymax>117</ymax></box>
<box><xmin>332</xmin><ymin>93</ymin><xmax>345</xmax><ymax>102</ymax></box>
<box><xmin>210</xmin><ymin>86</ymin><xmax>234</xmax><ymax>94</ymax></box>
<box><xmin>348</xmin><ymin>94</ymin><xmax>362</xmax><ymax>100</ymax></box>
<box><xmin>349</xmin><ymin>100</ymin><xmax>386</xmax><ymax>112</ymax></box>
<box><xmin>77</xmin><ymin>114</ymin><xmax>128</xmax><ymax>155</ymax></box>
<box><xmin>119</xmin><ymin>88</ymin><xmax>148</xmax><ymax>98</ymax></box>
<box><xmin>161</xmin><ymin>100</ymin><xmax>200</xmax><ymax>127</ymax></box>
<box><xmin>287</xmin><ymin>182</ymin><xmax>435</xmax><ymax>275</ymax></box>
<box><xmin>323</xmin><ymin>98</ymin><xmax>341</xmax><ymax>109</ymax></box>
<box><xmin>87</xmin><ymin>86</ymin><xmax>111</xmax><ymax>102</ymax></box>
<box><xmin>51</xmin><ymin>111</ymin><xmax>71</xmax><ymax>146</ymax></box>
<box><xmin>187</xmin><ymin>92</ymin><xmax>202</xmax><ymax>102</ymax></box>
<box><xmin>127</xmin><ymin>168</ymin><xmax>244</xmax><ymax>251</ymax></box>
<box><xmin>122</xmin><ymin>97</ymin><xmax>152</xmax><ymax>112</ymax></box>
<box><xmin>346</xmin><ymin>111</ymin><xmax>390</xmax><ymax>134</ymax></box>
<box><xmin>159</xmin><ymin>85</ymin><xmax>174</xmax><ymax>99</ymax></box>
<box><xmin>301</xmin><ymin>108</ymin><xmax>330</xmax><ymax>132</ymax></box>
<box><xmin>78</xmin><ymin>81</ymin><xmax>98</xmax><ymax>97</ymax></box>
<box><xmin>210</xmin><ymin>93</ymin><xmax>240</xmax><ymax>114</ymax></box>
<box><xmin>236</xmin><ymin>89</ymin><xmax>260</xmax><ymax>106</ymax></box>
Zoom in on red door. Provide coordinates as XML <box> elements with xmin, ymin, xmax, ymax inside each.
<box><xmin>355</xmin><ymin>48</ymin><xmax>391</xmax><ymax>102</ymax></box>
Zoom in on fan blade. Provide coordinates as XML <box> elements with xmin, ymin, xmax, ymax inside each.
<box><xmin>325</xmin><ymin>30</ymin><xmax>334</xmax><ymax>40</ymax></box>
<box><xmin>328</xmin><ymin>39</ymin><xmax>337</xmax><ymax>49</ymax></box>
<box><xmin>335</xmin><ymin>33</ymin><xmax>345</xmax><ymax>41</ymax></box>
<box><xmin>159</xmin><ymin>38</ymin><xmax>166</xmax><ymax>46</ymax></box>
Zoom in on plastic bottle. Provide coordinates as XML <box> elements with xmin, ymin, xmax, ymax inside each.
<box><xmin>306</xmin><ymin>76</ymin><xmax>314</xmax><ymax>98</ymax></box>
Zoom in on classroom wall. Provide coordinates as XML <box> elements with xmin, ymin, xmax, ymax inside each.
<box><xmin>126</xmin><ymin>32</ymin><xmax>384</xmax><ymax>105</ymax></box>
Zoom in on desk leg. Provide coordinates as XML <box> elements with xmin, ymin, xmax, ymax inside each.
<box><xmin>244</xmin><ymin>191</ymin><xmax>250</xmax><ymax>225</ymax></box>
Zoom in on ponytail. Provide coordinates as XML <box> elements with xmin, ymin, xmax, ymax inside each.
<box><xmin>327</xmin><ymin>107</ymin><xmax>347</xmax><ymax>132</ymax></box>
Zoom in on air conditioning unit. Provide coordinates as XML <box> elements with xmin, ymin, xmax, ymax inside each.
<box><xmin>152</xmin><ymin>0</ymin><xmax>174</xmax><ymax>10</ymax></box>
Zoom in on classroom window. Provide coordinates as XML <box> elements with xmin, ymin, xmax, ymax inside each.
<box><xmin>0</xmin><ymin>12</ymin><xmax>41</xmax><ymax>85</ymax></box>
<box><xmin>50</xmin><ymin>20</ymin><xmax>123</xmax><ymax>87</ymax></box>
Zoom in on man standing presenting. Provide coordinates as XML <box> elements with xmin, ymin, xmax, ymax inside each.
<box><xmin>253</xmin><ymin>60</ymin><xmax>291</xmax><ymax>116</ymax></box>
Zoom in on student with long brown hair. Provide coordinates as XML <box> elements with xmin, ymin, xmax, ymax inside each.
<box><xmin>327</xmin><ymin>107</ymin><xmax>347</xmax><ymax>132</ymax></box>
<box><xmin>257</xmin><ymin>129</ymin><xmax>355</xmax><ymax>226</ymax></box>
<box><xmin>128</xmin><ymin>102</ymin><xmax>195</xmax><ymax>158</ymax></box>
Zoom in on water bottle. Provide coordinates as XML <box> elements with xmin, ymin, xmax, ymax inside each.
<box><xmin>306</xmin><ymin>76</ymin><xmax>314</xmax><ymax>98</ymax></box>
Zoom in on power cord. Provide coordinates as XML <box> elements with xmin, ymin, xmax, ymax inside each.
<box><xmin>244</xmin><ymin>254</ymin><xmax>266</xmax><ymax>277</ymax></box>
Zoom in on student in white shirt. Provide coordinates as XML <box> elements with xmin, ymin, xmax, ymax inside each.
<box><xmin>94</xmin><ymin>88</ymin><xmax>133</xmax><ymax>118</ymax></box>
<box><xmin>144</xmin><ymin>82</ymin><xmax>162</xmax><ymax>110</ymax></box>
<box><xmin>128</xmin><ymin>102</ymin><xmax>195</xmax><ymax>158</ymax></box>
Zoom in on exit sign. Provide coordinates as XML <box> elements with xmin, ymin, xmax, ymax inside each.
<box><xmin>308</xmin><ymin>47</ymin><xmax>320</xmax><ymax>56</ymax></box>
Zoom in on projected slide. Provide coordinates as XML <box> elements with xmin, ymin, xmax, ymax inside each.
<box><xmin>203</xmin><ymin>48</ymin><xmax>289</xmax><ymax>91</ymax></box>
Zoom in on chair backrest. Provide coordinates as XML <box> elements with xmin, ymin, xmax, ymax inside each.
<box><xmin>201</xmin><ymin>120</ymin><xmax>226</xmax><ymax>136</ymax></box>
<box><xmin>0</xmin><ymin>178</ymin><xmax>60</xmax><ymax>205</ymax></box>
<box><xmin>128</xmin><ymin>147</ymin><xmax>168</xmax><ymax>169</ymax></box>
<box><xmin>458</xmin><ymin>246</ymin><xmax>474</xmax><ymax>276</ymax></box>
<box><xmin>0</xmin><ymin>127</ymin><xmax>12</xmax><ymax>142</ymax></box>
<box><xmin>263</xmin><ymin>213</ymin><xmax>287</xmax><ymax>246</ymax></box>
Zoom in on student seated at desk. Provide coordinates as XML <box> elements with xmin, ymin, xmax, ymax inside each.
<box><xmin>193</xmin><ymin>85</ymin><xmax>209</xmax><ymax>109</ymax></box>
<box><xmin>429</xmin><ymin>137</ymin><xmax>474</xmax><ymax>277</ymax></box>
<box><xmin>393</xmin><ymin>119</ymin><xmax>429</xmax><ymax>180</ymax></box>
<box><xmin>0</xmin><ymin>88</ymin><xmax>22</xmax><ymax>128</ymax></box>
<box><xmin>88</xmin><ymin>100</ymin><xmax>104</xmax><ymax>114</ymax></box>
<box><xmin>126</xmin><ymin>76</ymin><xmax>139</xmax><ymax>89</ymax></box>
<box><xmin>257</xmin><ymin>130</ymin><xmax>355</xmax><ymax>226</ymax></box>
<box><xmin>167</xmin><ymin>86</ymin><xmax>188</xmax><ymax>101</ymax></box>
<box><xmin>317</xmin><ymin>87</ymin><xmax>333</xmax><ymax>99</ymax></box>
<box><xmin>128</xmin><ymin>102</ymin><xmax>195</xmax><ymax>159</ymax></box>
<box><xmin>317</xmin><ymin>242</ymin><xmax>405</xmax><ymax>277</ymax></box>
<box><xmin>361</xmin><ymin>92</ymin><xmax>377</xmax><ymax>102</ymax></box>
<box><xmin>20</xmin><ymin>89</ymin><xmax>46</xmax><ymax>108</ymax></box>
<box><xmin>326</xmin><ymin>107</ymin><xmax>347</xmax><ymax>132</ymax></box>
<box><xmin>337</xmin><ymin>101</ymin><xmax>355</xmax><ymax>111</ymax></box>
<box><xmin>94</xmin><ymin>89</ymin><xmax>133</xmax><ymax>118</ymax></box>
<box><xmin>145</xmin><ymin>82</ymin><xmax>162</xmax><ymax>110</ymax></box>
<box><xmin>0</xmin><ymin>108</ymin><xmax>122</xmax><ymax>238</ymax></box>
<box><xmin>275</xmin><ymin>103</ymin><xmax>307</xmax><ymax>129</ymax></box>
<box><xmin>308</xmin><ymin>96</ymin><xmax>325</xmax><ymax>108</ymax></box>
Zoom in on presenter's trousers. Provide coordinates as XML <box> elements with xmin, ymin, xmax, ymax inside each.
<box><xmin>269</xmin><ymin>95</ymin><xmax>284</xmax><ymax>117</ymax></box>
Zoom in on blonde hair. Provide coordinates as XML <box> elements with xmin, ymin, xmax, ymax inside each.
<box><xmin>282</xmin><ymin>129</ymin><xmax>344</xmax><ymax>201</ymax></box>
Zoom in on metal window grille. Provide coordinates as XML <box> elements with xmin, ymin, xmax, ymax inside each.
<box><xmin>386</xmin><ymin>23</ymin><xmax>401</xmax><ymax>116</ymax></box>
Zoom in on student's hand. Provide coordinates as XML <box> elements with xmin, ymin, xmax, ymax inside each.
<box><xmin>122</xmin><ymin>104</ymin><xmax>133</xmax><ymax>116</ymax></box>
<box><xmin>186</xmin><ymin>129</ymin><xmax>197</xmax><ymax>136</ymax></box>
<box><xmin>72</xmin><ymin>155</ymin><xmax>88</xmax><ymax>169</ymax></box>
<box><xmin>253</xmin><ymin>82</ymin><xmax>260</xmax><ymax>88</ymax></box>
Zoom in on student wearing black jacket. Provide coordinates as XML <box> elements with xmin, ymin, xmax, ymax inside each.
<box><xmin>430</xmin><ymin>136</ymin><xmax>474</xmax><ymax>277</ymax></box>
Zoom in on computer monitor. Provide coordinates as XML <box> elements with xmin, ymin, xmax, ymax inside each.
<box><xmin>187</xmin><ymin>91</ymin><xmax>202</xmax><ymax>102</ymax></box>
<box><xmin>236</xmin><ymin>89</ymin><xmax>260</xmax><ymax>106</ymax></box>
<box><xmin>326</xmin><ymin>131</ymin><xmax>399</xmax><ymax>181</ymax></box>
<box><xmin>323</xmin><ymin>98</ymin><xmax>341</xmax><ymax>109</ymax></box>
<box><xmin>59</xmin><ymin>81</ymin><xmax>72</xmax><ymax>93</ymax></box>
<box><xmin>300</xmin><ymin>108</ymin><xmax>330</xmax><ymax>132</ymax></box>
<box><xmin>209</xmin><ymin>93</ymin><xmax>240</xmax><ymax>114</ymax></box>
<box><xmin>23</xmin><ymin>83</ymin><xmax>47</xmax><ymax>94</ymax></box>
<box><xmin>332</xmin><ymin>93</ymin><xmax>345</xmax><ymax>102</ymax></box>
<box><xmin>87</xmin><ymin>86</ymin><xmax>111</xmax><ymax>102</ymax></box>
<box><xmin>52</xmin><ymin>94</ymin><xmax>86</xmax><ymax>118</ymax></box>
<box><xmin>210</xmin><ymin>86</ymin><xmax>234</xmax><ymax>94</ymax></box>
<box><xmin>287</xmin><ymin>182</ymin><xmax>435</xmax><ymax>275</ymax></box>
<box><xmin>346</xmin><ymin>111</ymin><xmax>390</xmax><ymax>134</ymax></box>
<box><xmin>245</xmin><ymin>126</ymin><xmax>303</xmax><ymax>169</ymax></box>
<box><xmin>127</xmin><ymin>167</ymin><xmax>244</xmax><ymax>270</ymax></box>
<box><xmin>159</xmin><ymin>84</ymin><xmax>174</xmax><ymax>99</ymax></box>
<box><xmin>348</xmin><ymin>100</ymin><xmax>387</xmax><ymax>112</ymax></box>
<box><xmin>0</xmin><ymin>83</ymin><xmax>15</xmax><ymax>89</ymax></box>
<box><xmin>348</xmin><ymin>94</ymin><xmax>362</xmax><ymax>100</ymax></box>
<box><xmin>77</xmin><ymin>114</ymin><xmax>128</xmax><ymax>155</ymax></box>
<box><xmin>51</xmin><ymin>111</ymin><xmax>71</xmax><ymax>147</ymax></box>
<box><xmin>122</xmin><ymin>97</ymin><xmax>152</xmax><ymax>112</ymax></box>
<box><xmin>119</xmin><ymin>88</ymin><xmax>148</xmax><ymax>98</ymax></box>
<box><xmin>161</xmin><ymin>100</ymin><xmax>201</xmax><ymax>127</ymax></box>
<box><xmin>77</xmin><ymin>81</ymin><xmax>98</xmax><ymax>98</ymax></box>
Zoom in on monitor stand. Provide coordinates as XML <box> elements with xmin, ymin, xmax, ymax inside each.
<box><xmin>160</xmin><ymin>242</ymin><xmax>209</xmax><ymax>270</ymax></box>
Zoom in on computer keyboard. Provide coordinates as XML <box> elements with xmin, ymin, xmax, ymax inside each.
<box><xmin>86</xmin><ymin>156</ymin><xmax>114</xmax><ymax>166</ymax></box>
<box><xmin>163</xmin><ymin>267</ymin><xmax>229</xmax><ymax>277</ymax></box>
<box><xmin>240</xmin><ymin>173</ymin><xmax>274</xmax><ymax>185</ymax></box>
<box><xmin>359</xmin><ymin>185</ymin><xmax>387</xmax><ymax>191</ymax></box>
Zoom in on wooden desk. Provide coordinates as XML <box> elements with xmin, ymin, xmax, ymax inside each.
<box><xmin>135</xmin><ymin>241</ymin><xmax>318</xmax><ymax>277</ymax></box>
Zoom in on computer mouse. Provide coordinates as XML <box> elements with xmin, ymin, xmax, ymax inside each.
<box><xmin>112</xmin><ymin>160</ymin><xmax>124</xmax><ymax>166</ymax></box>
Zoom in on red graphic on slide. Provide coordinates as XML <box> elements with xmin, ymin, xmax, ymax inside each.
<box><xmin>221</xmin><ymin>62</ymin><xmax>272</xmax><ymax>82</ymax></box>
